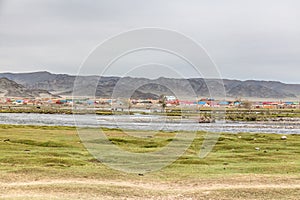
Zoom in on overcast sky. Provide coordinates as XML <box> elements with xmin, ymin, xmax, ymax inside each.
<box><xmin>0</xmin><ymin>0</ymin><xmax>299</xmax><ymax>83</ymax></box>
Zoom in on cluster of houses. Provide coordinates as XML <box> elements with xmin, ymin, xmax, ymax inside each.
<box><xmin>253</xmin><ymin>101</ymin><xmax>300</xmax><ymax>109</ymax></box>
<box><xmin>1</xmin><ymin>98</ymin><xmax>73</xmax><ymax>106</ymax></box>
<box><xmin>163</xmin><ymin>98</ymin><xmax>299</xmax><ymax>109</ymax></box>
<box><xmin>1</xmin><ymin>96</ymin><xmax>299</xmax><ymax>109</ymax></box>
<box><xmin>0</xmin><ymin>97</ymin><xmax>111</xmax><ymax>106</ymax></box>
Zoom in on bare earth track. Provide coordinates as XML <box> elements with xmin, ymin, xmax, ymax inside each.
<box><xmin>1</xmin><ymin>175</ymin><xmax>300</xmax><ymax>200</ymax></box>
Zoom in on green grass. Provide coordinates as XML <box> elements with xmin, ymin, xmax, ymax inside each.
<box><xmin>0</xmin><ymin>125</ymin><xmax>299</xmax><ymax>199</ymax></box>
<box><xmin>0</xmin><ymin>125</ymin><xmax>299</xmax><ymax>179</ymax></box>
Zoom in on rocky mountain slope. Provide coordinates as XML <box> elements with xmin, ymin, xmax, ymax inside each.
<box><xmin>0</xmin><ymin>77</ymin><xmax>56</xmax><ymax>98</ymax></box>
<box><xmin>0</xmin><ymin>71</ymin><xmax>299</xmax><ymax>99</ymax></box>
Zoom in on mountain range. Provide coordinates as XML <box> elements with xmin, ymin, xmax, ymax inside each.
<box><xmin>0</xmin><ymin>71</ymin><xmax>299</xmax><ymax>100</ymax></box>
<box><xmin>0</xmin><ymin>77</ymin><xmax>56</xmax><ymax>98</ymax></box>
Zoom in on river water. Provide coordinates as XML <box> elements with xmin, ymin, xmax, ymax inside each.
<box><xmin>0</xmin><ymin>113</ymin><xmax>299</xmax><ymax>134</ymax></box>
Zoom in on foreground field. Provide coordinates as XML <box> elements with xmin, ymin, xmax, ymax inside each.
<box><xmin>0</xmin><ymin>125</ymin><xmax>299</xmax><ymax>199</ymax></box>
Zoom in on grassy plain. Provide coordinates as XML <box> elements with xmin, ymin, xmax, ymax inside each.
<box><xmin>0</xmin><ymin>125</ymin><xmax>299</xmax><ymax>199</ymax></box>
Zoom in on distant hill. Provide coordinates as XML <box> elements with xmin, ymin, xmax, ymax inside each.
<box><xmin>0</xmin><ymin>71</ymin><xmax>299</xmax><ymax>99</ymax></box>
<box><xmin>0</xmin><ymin>77</ymin><xmax>57</xmax><ymax>98</ymax></box>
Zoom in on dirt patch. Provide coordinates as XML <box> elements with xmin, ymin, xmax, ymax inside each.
<box><xmin>1</xmin><ymin>175</ymin><xmax>299</xmax><ymax>200</ymax></box>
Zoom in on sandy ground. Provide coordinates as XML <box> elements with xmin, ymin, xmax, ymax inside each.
<box><xmin>1</xmin><ymin>175</ymin><xmax>299</xmax><ymax>200</ymax></box>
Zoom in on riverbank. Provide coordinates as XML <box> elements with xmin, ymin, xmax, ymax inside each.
<box><xmin>1</xmin><ymin>105</ymin><xmax>300</xmax><ymax>121</ymax></box>
<box><xmin>0</xmin><ymin>125</ymin><xmax>299</xmax><ymax>199</ymax></box>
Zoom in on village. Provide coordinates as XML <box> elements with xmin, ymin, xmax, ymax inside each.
<box><xmin>1</xmin><ymin>96</ymin><xmax>299</xmax><ymax>110</ymax></box>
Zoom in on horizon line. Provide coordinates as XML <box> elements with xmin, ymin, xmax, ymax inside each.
<box><xmin>0</xmin><ymin>70</ymin><xmax>299</xmax><ymax>85</ymax></box>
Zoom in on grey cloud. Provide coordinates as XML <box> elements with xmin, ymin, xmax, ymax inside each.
<box><xmin>0</xmin><ymin>0</ymin><xmax>299</xmax><ymax>83</ymax></box>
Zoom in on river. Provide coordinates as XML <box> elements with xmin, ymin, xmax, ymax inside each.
<box><xmin>0</xmin><ymin>113</ymin><xmax>299</xmax><ymax>134</ymax></box>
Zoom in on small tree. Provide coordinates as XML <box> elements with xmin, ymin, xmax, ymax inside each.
<box><xmin>159</xmin><ymin>94</ymin><xmax>167</xmax><ymax>112</ymax></box>
<box><xmin>128</xmin><ymin>99</ymin><xmax>132</xmax><ymax>113</ymax></box>
<box><xmin>242</xmin><ymin>100</ymin><xmax>252</xmax><ymax>110</ymax></box>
